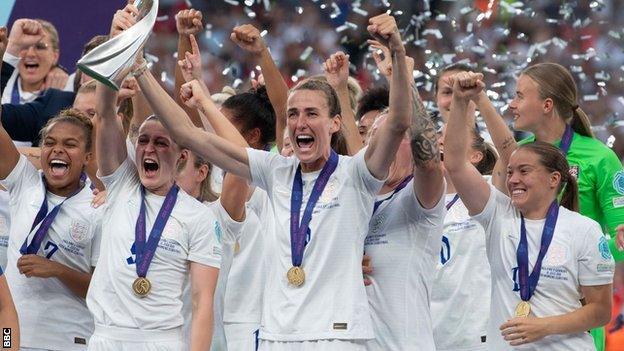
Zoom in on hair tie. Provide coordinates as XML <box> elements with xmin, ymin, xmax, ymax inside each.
<box><xmin>572</xmin><ymin>104</ymin><xmax>579</xmax><ymax>110</ymax></box>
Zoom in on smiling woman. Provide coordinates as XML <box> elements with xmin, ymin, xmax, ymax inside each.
<box><xmin>444</xmin><ymin>71</ymin><xmax>615</xmax><ymax>350</ymax></box>
<box><xmin>0</xmin><ymin>107</ymin><xmax>101</xmax><ymax>350</ymax></box>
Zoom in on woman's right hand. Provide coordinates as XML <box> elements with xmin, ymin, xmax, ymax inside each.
<box><xmin>447</xmin><ymin>71</ymin><xmax>485</xmax><ymax>101</ymax></box>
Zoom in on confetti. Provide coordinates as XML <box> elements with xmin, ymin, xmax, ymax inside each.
<box><xmin>223</xmin><ymin>0</ymin><xmax>239</xmax><ymax>5</ymax></box>
<box><xmin>352</xmin><ymin>6</ymin><xmax>368</xmax><ymax>17</ymax></box>
<box><xmin>156</xmin><ymin>15</ymin><xmax>169</xmax><ymax>22</ymax></box>
<box><xmin>300</xmin><ymin>46</ymin><xmax>313</xmax><ymax>61</ymax></box>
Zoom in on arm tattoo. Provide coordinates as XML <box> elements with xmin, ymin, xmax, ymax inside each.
<box><xmin>128</xmin><ymin>124</ymin><xmax>140</xmax><ymax>144</ymax></box>
<box><xmin>409</xmin><ymin>86</ymin><xmax>440</xmax><ymax>167</ymax></box>
<box><xmin>501</xmin><ymin>136</ymin><xmax>514</xmax><ymax>150</ymax></box>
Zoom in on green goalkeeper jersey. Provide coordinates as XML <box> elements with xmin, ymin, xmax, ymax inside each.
<box><xmin>520</xmin><ymin>132</ymin><xmax>624</xmax><ymax>261</ymax></box>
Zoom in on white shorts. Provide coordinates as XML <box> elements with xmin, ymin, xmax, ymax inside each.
<box><xmin>224</xmin><ymin>322</ymin><xmax>260</xmax><ymax>350</ymax></box>
<box><xmin>259</xmin><ymin>339</ymin><xmax>367</xmax><ymax>351</ymax></box>
<box><xmin>87</xmin><ymin>324</ymin><xmax>184</xmax><ymax>351</ymax></box>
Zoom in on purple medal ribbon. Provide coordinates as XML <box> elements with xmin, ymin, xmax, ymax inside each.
<box><xmin>445</xmin><ymin>194</ymin><xmax>460</xmax><ymax>211</ymax></box>
<box><xmin>372</xmin><ymin>175</ymin><xmax>413</xmax><ymax>214</ymax></box>
<box><xmin>290</xmin><ymin>151</ymin><xmax>339</xmax><ymax>268</ymax></box>
<box><xmin>558</xmin><ymin>124</ymin><xmax>573</xmax><ymax>156</ymax></box>
<box><xmin>20</xmin><ymin>173</ymin><xmax>86</xmax><ymax>255</ymax></box>
<box><xmin>10</xmin><ymin>83</ymin><xmax>20</xmax><ymax>104</ymax></box>
<box><xmin>134</xmin><ymin>184</ymin><xmax>179</xmax><ymax>278</ymax></box>
<box><xmin>516</xmin><ymin>200</ymin><xmax>559</xmax><ymax>302</ymax></box>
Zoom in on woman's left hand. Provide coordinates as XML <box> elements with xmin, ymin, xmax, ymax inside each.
<box><xmin>500</xmin><ymin>316</ymin><xmax>550</xmax><ymax>346</ymax></box>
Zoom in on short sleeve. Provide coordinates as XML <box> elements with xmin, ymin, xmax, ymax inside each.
<box><xmin>594</xmin><ymin>152</ymin><xmax>624</xmax><ymax>236</ymax></box>
<box><xmin>246</xmin><ymin>148</ymin><xmax>284</xmax><ymax>192</ymax></box>
<box><xmin>399</xmin><ymin>179</ymin><xmax>446</xmax><ymax>224</ymax></box>
<box><xmin>187</xmin><ymin>208</ymin><xmax>222</xmax><ymax>269</ymax></box>
<box><xmin>98</xmin><ymin>156</ymin><xmax>139</xmax><ymax>196</ymax></box>
<box><xmin>577</xmin><ymin>221</ymin><xmax>615</xmax><ymax>286</ymax></box>
<box><xmin>213</xmin><ymin>200</ymin><xmax>245</xmax><ymax>245</ymax></box>
<box><xmin>470</xmin><ymin>184</ymin><xmax>514</xmax><ymax>244</ymax></box>
<box><xmin>0</xmin><ymin>154</ymin><xmax>40</xmax><ymax>202</ymax></box>
<box><xmin>350</xmin><ymin>148</ymin><xmax>385</xmax><ymax>196</ymax></box>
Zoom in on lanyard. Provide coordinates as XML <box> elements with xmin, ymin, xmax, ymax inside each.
<box><xmin>20</xmin><ymin>173</ymin><xmax>86</xmax><ymax>255</ymax></box>
<box><xmin>516</xmin><ymin>200</ymin><xmax>559</xmax><ymax>301</ymax></box>
<box><xmin>290</xmin><ymin>151</ymin><xmax>339</xmax><ymax>268</ymax></box>
<box><xmin>559</xmin><ymin>125</ymin><xmax>573</xmax><ymax>156</ymax></box>
<box><xmin>445</xmin><ymin>194</ymin><xmax>460</xmax><ymax>211</ymax></box>
<box><xmin>373</xmin><ymin>175</ymin><xmax>413</xmax><ymax>214</ymax></box>
<box><xmin>134</xmin><ymin>184</ymin><xmax>179</xmax><ymax>278</ymax></box>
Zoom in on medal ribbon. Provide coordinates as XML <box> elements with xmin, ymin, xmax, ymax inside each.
<box><xmin>558</xmin><ymin>124</ymin><xmax>573</xmax><ymax>156</ymax></box>
<box><xmin>290</xmin><ymin>151</ymin><xmax>339</xmax><ymax>268</ymax></box>
<box><xmin>20</xmin><ymin>173</ymin><xmax>86</xmax><ymax>255</ymax></box>
<box><xmin>10</xmin><ymin>83</ymin><xmax>20</xmax><ymax>104</ymax></box>
<box><xmin>516</xmin><ymin>200</ymin><xmax>559</xmax><ymax>302</ymax></box>
<box><xmin>445</xmin><ymin>194</ymin><xmax>460</xmax><ymax>211</ymax></box>
<box><xmin>135</xmin><ymin>184</ymin><xmax>179</xmax><ymax>278</ymax></box>
<box><xmin>372</xmin><ymin>175</ymin><xmax>413</xmax><ymax>214</ymax></box>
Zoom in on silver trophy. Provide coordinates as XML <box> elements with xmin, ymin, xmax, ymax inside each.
<box><xmin>77</xmin><ymin>0</ymin><xmax>158</xmax><ymax>90</ymax></box>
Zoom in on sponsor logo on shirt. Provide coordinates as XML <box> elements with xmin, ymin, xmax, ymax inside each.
<box><xmin>598</xmin><ymin>236</ymin><xmax>612</xmax><ymax>260</ymax></box>
<box><xmin>613</xmin><ymin>196</ymin><xmax>624</xmax><ymax>208</ymax></box>
<box><xmin>613</xmin><ymin>170</ymin><xmax>624</xmax><ymax>195</ymax></box>
<box><xmin>597</xmin><ymin>263</ymin><xmax>614</xmax><ymax>273</ymax></box>
<box><xmin>69</xmin><ymin>220</ymin><xmax>90</xmax><ymax>243</ymax></box>
<box><xmin>569</xmin><ymin>165</ymin><xmax>580</xmax><ymax>180</ymax></box>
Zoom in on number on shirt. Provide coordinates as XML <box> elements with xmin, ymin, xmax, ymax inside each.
<box><xmin>440</xmin><ymin>235</ymin><xmax>451</xmax><ymax>264</ymax></box>
<box><xmin>43</xmin><ymin>241</ymin><xmax>59</xmax><ymax>259</ymax></box>
<box><xmin>511</xmin><ymin>267</ymin><xmax>520</xmax><ymax>292</ymax></box>
<box><xmin>126</xmin><ymin>243</ymin><xmax>136</xmax><ymax>265</ymax></box>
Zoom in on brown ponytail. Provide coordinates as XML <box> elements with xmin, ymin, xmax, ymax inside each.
<box><xmin>470</xmin><ymin>127</ymin><xmax>498</xmax><ymax>175</ymax></box>
<box><xmin>518</xmin><ymin>141</ymin><xmax>579</xmax><ymax>212</ymax></box>
<box><xmin>522</xmin><ymin>63</ymin><xmax>594</xmax><ymax>138</ymax></box>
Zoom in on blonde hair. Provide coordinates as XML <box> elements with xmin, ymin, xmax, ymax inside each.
<box><xmin>35</xmin><ymin>19</ymin><xmax>59</xmax><ymax>51</ymax></box>
<box><xmin>522</xmin><ymin>63</ymin><xmax>594</xmax><ymax>138</ymax></box>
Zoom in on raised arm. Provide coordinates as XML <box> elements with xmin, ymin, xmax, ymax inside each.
<box><xmin>231</xmin><ymin>24</ymin><xmax>288</xmax><ymax>151</ymax></box>
<box><xmin>180</xmin><ymin>79</ymin><xmax>250</xmax><ymax>220</ymax></box>
<box><xmin>174</xmin><ymin>9</ymin><xmax>204</xmax><ymax>128</ymax></box>
<box><xmin>323</xmin><ymin>51</ymin><xmax>363</xmax><ymax>155</ymax></box>
<box><xmin>443</xmin><ymin>72</ymin><xmax>491</xmax><ymax>215</ymax></box>
<box><xmin>364</xmin><ymin>14</ymin><xmax>411</xmax><ymax>179</ymax></box>
<box><xmin>474</xmin><ymin>90</ymin><xmax>516</xmax><ymax>193</ymax></box>
<box><xmin>134</xmin><ymin>64</ymin><xmax>251</xmax><ymax>180</ymax></box>
<box><xmin>409</xmin><ymin>85</ymin><xmax>444</xmax><ymax>208</ymax></box>
<box><xmin>0</xmin><ymin>58</ymin><xmax>19</xmax><ymax>179</ymax></box>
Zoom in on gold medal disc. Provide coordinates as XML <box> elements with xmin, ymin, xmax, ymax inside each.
<box><xmin>132</xmin><ymin>277</ymin><xmax>152</xmax><ymax>298</ymax></box>
<box><xmin>514</xmin><ymin>301</ymin><xmax>531</xmax><ymax>318</ymax></box>
<box><xmin>287</xmin><ymin>266</ymin><xmax>305</xmax><ymax>287</ymax></box>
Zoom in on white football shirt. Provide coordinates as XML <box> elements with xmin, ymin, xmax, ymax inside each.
<box><xmin>364</xmin><ymin>179</ymin><xmax>446</xmax><ymax>350</ymax></box>
<box><xmin>87</xmin><ymin>157</ymin><xmax>221</xmax><ymax>330</ymax></box>
<box><xmin>1</xmin><ymin>155</ymin><xmax>100</xmax><ymax>350</ymax></box>
<box><xmin>0</xmin><ymin>190</ymin><xmax>10</xmax><ymax>268</ymax></box>
<box><xmin>473</xmin><ymin>185</ymin><xmax>615</xmax><ymax>350</ymax></box>
<box><xmin>247</xmin><ymin>148</ymin><xmax>383</xmax><ymax>341</ymax></box>
<box><xmin>431</xmin><ymin>194</ymin><xmax>490</xmax><ymax>351</ymax></box>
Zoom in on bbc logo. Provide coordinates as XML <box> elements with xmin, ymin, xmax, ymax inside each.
<box><xmin>2</xmin><ymin>328</ymin><xmax>9</xmax><ymax>348</ymax></box>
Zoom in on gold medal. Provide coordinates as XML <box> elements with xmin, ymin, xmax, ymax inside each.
<box><xmin>514</xmin><ymin>301</ymin><xmax>531</xmax><ymax>318</ymax></box>
<box><xmin>234</xmin><ymin>241</ymin><xmax>240</xmax><ymax>254</ymax></box>
<box><xmin>132</xmin><ymin>277</ymin><xmax>151</xmax><ymax>298</ymax></box>
<box><xmin>287</xmin><ymin>266</ymin><xmax>305</xmax><ymax>287</ymax></box>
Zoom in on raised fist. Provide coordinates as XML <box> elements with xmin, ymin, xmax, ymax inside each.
<box><xmin>175</xmin><ymin>9</ymin><xmax>203</xmax><ymax>36</ymax></box>
<box><xmin>230</xmin><ymin>24</ymin><xmax>266</xmax><ymax>55</ymax></box>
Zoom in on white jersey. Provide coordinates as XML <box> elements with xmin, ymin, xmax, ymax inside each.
<box><xmin>0</xmin><ymin>155</ymin><xmax>100</xmax><ymax>350</ymax></box>
<box><xmin>0</xmin><ymin>190</ymin><xmax>10</xmax><ymax>268</ymax></box>
<box><xmin>473</xmin><ymin>185</ymin><xmax>615</xmax><ymax>351</ymax></box>
<box><xmin>86</xmin><ymin>157</ymin><xmax>221</xmax><ymax>331</ymax></box>
<box><xmin>431</xmin><ymin>194</ymin><xmax>490</xmax><ymax>351</ymax></box>
<box><xmin>364</xmin><ymin>179</ymin><xmax>446</xmax><ymax>351</ymax></box>
<box><xmin>247</xmin><ymin>148</ymin><xmax>383</xmax><ymax>341</ymax></box>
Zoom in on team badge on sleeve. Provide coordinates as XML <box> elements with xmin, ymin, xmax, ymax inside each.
<box><xmin>613</xmin><ymin>170</ymin><xmax>624</xmax><ymax>195</ymax></box>
<box><xmin>598</xmin><ymin>236</ymin><xmax>612</xmax><ymax>260</ymax></box>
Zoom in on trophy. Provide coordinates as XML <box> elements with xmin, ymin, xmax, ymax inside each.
<box><xmin>77</xmin><ymin>0</ymin><xmax>159</xmax><ymax>90</ymax></box>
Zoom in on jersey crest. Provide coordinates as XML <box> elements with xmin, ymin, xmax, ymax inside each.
<box><xmin>598</xmin><ymin>236</ymin><xmax>612</xmax><ymax>260</ymax></box>
<box><xmin>70</xmin><ymin>220</ymin><xmax>89</xmax><ymax>243</ymax></box>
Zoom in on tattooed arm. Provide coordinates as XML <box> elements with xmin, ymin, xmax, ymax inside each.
<box><xmin>474</xmin><ymin>91</ymin><xmax>516</xmax><ymax>194</ymax></box>
<box><xmin>410</xmin><ymin>86</ymin><xmax>445</xmax><ymax>209</ymax></box>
